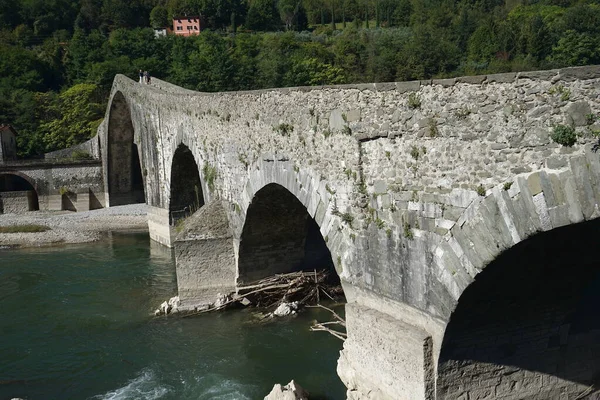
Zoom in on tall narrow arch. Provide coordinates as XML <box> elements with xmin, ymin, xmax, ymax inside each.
<box><xmin>0</xmin><ymin>173</ymin><xmax>39</xmax><ymax>212</ymax></box>
<box><xmin>237</xmin><ymin>183</ymin><xmax>335</xmax><ymax>284</ymax></box>
<box><xmin>169</xmin><ymin>144</ymin><xmax>204</xmax><ymax>225</ymax></box>
<box><xmin>437</xmin><ymin>219</ymin><xmax>600</xmax><ymax>399</ymax></box>
<box><xmin>106</xmin><ymin>91</ymin><xmax>145</xmax><ymax>206</ymax></box>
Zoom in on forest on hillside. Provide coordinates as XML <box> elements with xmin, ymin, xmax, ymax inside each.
<box><xmin>0</xmin><ymin>0</ymin><xmax>599</xmax><ymax>157</ymax></box>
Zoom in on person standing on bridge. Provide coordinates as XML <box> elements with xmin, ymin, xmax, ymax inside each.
<box><xmin>139</xmin><ymin>70</ymin><xmax>144</xmax><ymax>84</ymax></box>
<box><xmin>146</xmin><ymin>71</ymin><xmax>152</xmax><ymax>85</ymax></box>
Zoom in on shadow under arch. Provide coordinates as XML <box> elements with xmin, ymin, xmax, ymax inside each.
<box><xmin>237</xmin><ymin>182</ymin><xmax>337</xmax><ymax>286</ymax></box>
<box><xmin>106</xmin><ymin>91</ymin><xmax>145</xmax><ymax>206</ymax></box>
<box><xmin>0</xmin><ymin>173</ymin><xmax>40</xmax><ymax>212</ymax></box>
<box><xmin>437</xmin><ymin>218</ymin><xmax>600</xmax><ymax>399</ymax></box>
<box><xmin>169</xmin><ymin>143</ymin><xmax>204</xmax><ymax>225</ymax></box>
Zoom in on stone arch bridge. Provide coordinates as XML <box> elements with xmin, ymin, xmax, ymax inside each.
<box><xmin>99</xmin><ymin>66</ymin><xmax>600</xmax><ymax>399</ymax></box>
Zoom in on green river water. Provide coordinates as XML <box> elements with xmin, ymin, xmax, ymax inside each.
<box><xmin>0</xmin><ymin>232</ymin><xmax>346</xmax><ymax>400</ymax></box>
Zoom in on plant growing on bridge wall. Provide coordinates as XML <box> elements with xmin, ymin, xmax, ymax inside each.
<box><xmin>503</xmin><ymin>181</ymin><xmax>513</xmax><ymax>191</ymax></box>
<box><xmin>551</xmin><ymin>124</ymin><xmax>577</xmax><ymax>146</ymax></box>
<box><xmin>403</xmin><ymin>221</ymin><xmax>413</xmax><ymax>239</ymax></box>
<box><xmin>203</xmin><ymin>163</ymin><xmax>218</xmax><ymax>192</ymax></box>
<box><xmin>548</xmin><ymin>85</ymin><xmax>571</xmax><ymax>101</ymax></box>
<box><xmin>586</xmin><ymin>113</ymin><xmax>597</xmax><ymax>125</ymax></box>
<box><xmin>408</xmin><ymin>92</ymin><xmax>421</xmax><ymax>109</ymax></box>
<box><xmin>238</xmin><ymin>153</ymin><xmax>249</xmax><ymax>168</ymax></box>
<box><xmin>59</xmin><ymin>186</ymin><xmax>73</xmax><ymax>196</ymax></box>
<box><xmin>476</xmin><ymin>184</ymin><xmax>486</xmax><ymax>196</ymax></box>
<box><xmin>428</xmin><ymin>120</ymin><xmax>439</xmax><ymax>137</ymax></box>
<box><xmin>274</xmin><ymin>123</ymin><xmax>294</xmax><ymax>136</ymax></box>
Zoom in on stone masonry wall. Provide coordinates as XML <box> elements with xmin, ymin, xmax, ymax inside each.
<box><xmin>0</xmin><ymin>190</ymin><xmax>36</xmax><ymax>213</ymax></box>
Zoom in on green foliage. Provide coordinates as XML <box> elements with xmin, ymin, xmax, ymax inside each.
<box><xmin>71</xmin><ymin>150</ymin><xmax>93</xmax><ymax>160</ymax></box>
<box><xmin>403</xmin><ymin>221</ymin><xmax>413</xmax><ymax>239</ymax></box>
<box><xmin>548</xmin><ymin>85</ymin><xmax>571</xmax><ymax>101</ymax></box>
<box><xmin>274</xmin><ymin>123</ymin><xmax>294</xmax><ymax>136</ymax></box>
<box><xmin>0</xmin><ymin>224</ymin><xmax>51</xmax><ymax>233</ymax></box>
<box><xmin>408</xmin><ymin>92</ymin><xmax>421</xmax><ymax>109</ymax></box>
<box><xmin>586</xmin><ymin>114</ymin><xmax>597</xmax><ymax>125</ymax></box>
<box><xmin>428</xmin><ymin>120</ymin><xmax>438</xmax><ymax>138</ymax></box>
<box><xmin>551</xmin><ymin>124</ymin><xmax>577</xmax><ymax>146</ymax></box>
<box><xmin>203</xmin><ymin>162</ymin><xmax>218</xmax><ymax>192</ymax></box>
<box><xmin>39</xmin><ymin>83</ymin><xmax>104</xmax><ymax>152</ymax></box>
<box><xmin>503</xmin><ymin>181</ymin><xmax>513</xmax><ymax>191</ymax></box>
<box><xmin>340</xmin><ymin>212</ymin><xmax>354</xmax><ymax>225</ymax></box>
<box><xmin>476</xmin><ymin>184</ymin><xmax>486</xmax><ymax>196</ymax></box>
<box><xmin>410</xmin><ymin>145</ymin><xmax>420</xmax><ymax>160</ymax></box>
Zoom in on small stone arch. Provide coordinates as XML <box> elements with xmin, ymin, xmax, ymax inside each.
<box><xmin>168</xmin><ymin>143</ymin><xmax>205</xmax><ymax>225</ymax></box>
<box><xmin>236</xmin><ymin>158</ymin><xmax>346</xmax><ymax>285</ymax></box>
<box><xmin>0</xmin><ymin>172</ymin><xmax>40</xmax><ymax>212</ymax></box>
<box><xmin>433</xmin><ymin>155</ymin><xmax>600</xmax><ymax>399</ymax></box>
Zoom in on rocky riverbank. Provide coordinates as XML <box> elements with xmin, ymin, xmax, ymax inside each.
<box><xmin>0</xmin><ymin>204</ymin><xmax>148</xmax><ymax>248</ymax></box>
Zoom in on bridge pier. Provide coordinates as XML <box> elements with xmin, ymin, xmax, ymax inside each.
<box><xmin>147</xmin><ymin>205</ymin><xmax>173</xmax><ymax>247</ymax></box>
<box><xmin>173</xmin><ymin>201</ymin><xmax>236</xmax><ymax>309</ymax></box>
<box><xmin>338</xmin><ymin>285</ymin><xmax>445</xmax><ymax>400</ymax></box>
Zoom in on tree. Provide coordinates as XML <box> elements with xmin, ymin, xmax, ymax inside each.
<box><xmin>246</xmin><ymin>0</ymin><xmax>280</xmax><ymax>30</ymax></box>
<box><xmin>39</xmin><ymin>83</ymin><xmax>104</xmax><ymax>151</ymax></box>
<box><xmin>150</xmin><ymin>5</ymin><xmax>169</xmax><ymax>28</ymax></box>
<box><xmin>549</xmin><ymin>30</ymin><xmax>600</xmax><ymax>66</ymax></box>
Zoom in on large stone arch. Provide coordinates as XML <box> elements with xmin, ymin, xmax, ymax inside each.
<box><xmin>168</xmin><ymin>143</ymin><xmax>204</xmax><ymax>225</ymax></box>
<box><xmin>234</xmin><ymin>158</ymin><xmax>347</xmax><ymax>283</ymax></box>
<box><xmin>433</xmin><ymin>151</ymin><xmax>600</xmax><ymax>398</ymax></box>
<box><xmin>0</xmin><ymin>172</ymin><xmax>39</xmax><ymax>213</ymax></box>
<box><xmin>105</xmin><ymin>91</ymin><xmax>145</xmax><ymax>206</ymax></box>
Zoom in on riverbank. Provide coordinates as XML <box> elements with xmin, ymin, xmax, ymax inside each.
<box><xmin>0</xmin><ymin>204</ymin><xmax>148</xmax><ymax>248</ymax></box>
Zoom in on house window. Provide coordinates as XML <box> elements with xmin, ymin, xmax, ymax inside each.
<box><xmin>177</xmin><ymin>26</ymin><xmax>182</xmax><ymax>30</ymax></box>
<box><xmin>188</xmin><ymin>18</ymin><xmax>191</xmax><ymax>22</ymax></box>
<box><xmin>194</xmin><ymin>26</ymin><xmax>198</xmax><ymax>30</ymax></box>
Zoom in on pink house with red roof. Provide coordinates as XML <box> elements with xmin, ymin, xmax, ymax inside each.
<box><xmin>173</xmin><ymin>16</ymin><xmax>201</xmax><ymax>36</ymax></box>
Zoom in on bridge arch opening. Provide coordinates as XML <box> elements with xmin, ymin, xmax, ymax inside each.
<box><xmin>437</xmin><ymin>219</ymin><xmax>600</xmax><ymax>399</ymax></box>
<box><xmin>169</xmin><ymin>144</ymin><xmax>204</xmax><ymax>225</ymax></box>
<box><xmin>237</xmin><ymin>183</ymin><xmax>338</xmax><ymax>286</ymax></box>
<box><xmin>107</xmin><ymin>91</ymin><xmax>145</xmax><ymax>206</ymax></box>
<box><xmin>0</xmin><ymin>173</ymin><xmax>39</xmax><ymax>213</ymax></box>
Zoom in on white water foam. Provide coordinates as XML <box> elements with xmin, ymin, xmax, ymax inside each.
<box><xmin>191</xmin><ymin>373</ymin><xmax>255</xmax><ymax>400</ymax></box>
<box><xmin>93</xmin><ymin>368</ymin><xmax>171</xmax><ymax>400</ymax></box>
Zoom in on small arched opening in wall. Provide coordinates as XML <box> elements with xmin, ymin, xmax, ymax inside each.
<box><xmin>437</xmin><ymin>219</ymin><xmax>600</xmax><ymax>400</ymax></box>
<box><xmin>0</xmin><ymin>173</ymin><xmax>39</xmax><ymax>213</ymax></box>
<box><xmin>168</xmin><ymin>144</ymin><xmax>204</xmax><ymax>225</ymax></box>
<box><xmin>106</xmin><ymin>91</ymin><xmax>145</xmax><ymax>206</ymax></box>
<box><xmin>238</xmin><ymin>183</ymin><xmax>341</xmax><ymax>289</ymax></box>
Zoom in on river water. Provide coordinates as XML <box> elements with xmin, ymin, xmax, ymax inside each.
<box><xmin>0</xmin><ymin>232</ymin><xmax>346</xmax><ymax>400</ymax></box>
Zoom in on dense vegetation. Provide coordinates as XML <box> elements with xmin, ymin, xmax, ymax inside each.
<box><xmin>0</xmin><ymin>0</ymin><xmax>599</xmax><ymax>157</ymax></box>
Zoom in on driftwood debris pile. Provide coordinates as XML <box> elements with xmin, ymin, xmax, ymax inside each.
<box><xmin>184</xmin><ymin>269</ymin><xmax>344</xmax><ymax>316</ymax></box>
<box><xmin>182</xmin><ymin>269</ymin><xmax>347</xmax><ymax>341</ymax></box>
